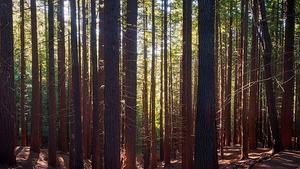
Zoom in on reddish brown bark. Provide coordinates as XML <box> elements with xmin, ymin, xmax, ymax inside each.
<box><xmin>57</xmin><ymin>0</ymin><xmax>67</xmax><ymax>153</ymax></box>
<box><xmin>30</xmin><ymin>0</ymin><xmax>41</xmax><ymax>153</ymax></box>
<box><xmin>142</xmin><ymin>1</ymin><xmax>150</xmax><ymax>167</ymax></box>
<box><xmin>224</xmin><ymin>0</ymin><xmax>233</xmax><ymax>147</ymax></box>
<box><xmin>150</xmin><ymin>0</ymin><xmax>157</xmax><ymax>168</ymax></box>
<box><xmin>47</xmin><ymin>0</ymin><xmax>57</xmax><ymax>166</ymax></box>
<box><xmin>20</xmin><ymin>0</ymin><xmax>27</xmax><ymax>146</ymax></box>
<box><xmin>281</xmin><ymin>0</ymin><xmax>295</xmax><ymax>149</ymax></box>
<box><xmin>259</xmin><ymin>0</ymin><xmax>283</xmax><ymax>153</ymax></box>
<box><xmin>241</xmin><ymin>0</ymin><xmax>249</xmax><ymax>159</ymax></box>
<box><xmin>181</xmin><ymin>0</ymin><xmax>193</xmax><ymax>168</ymax></box>
<box><xmin>70</xmin><ymin>0</ymin><xmax>84</xmax><ymax>166</ymax></box>
<box><xmin>104</xmin><ymin>0</ymin><xmax>121</xmax><ymax>168</ymax></box>
<box><xmin>0</xmin><ymin>0</ymin><xmax>16</xmax><ymax>165</ymax></box>
<box><xmin>249</xmin><ymin>0</ymin><xmax>259</xmax><ymax>150</ymax></box>
<box><xmin>97</xmin><ymin>0</ymin><xmax>104</xmax><ymax>168</ymax></box>
<box><xmin>124</xmin><ymin>0</ymin><xmax>137</xmax><ymax>168</ymax></box>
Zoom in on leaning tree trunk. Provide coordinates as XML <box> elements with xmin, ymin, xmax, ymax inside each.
<box><xmin>0</xmin><ymin>0</ymin><xmax>16</xmax><ymax>165</ymax></box>
<box><xmin>258</xmin><ymin>0</ymin><xmax>283</xmax><ymax>153</ymax></box>
<box><xmin>195</xmin><ymin>0</ymin><xmax>218</xmax><ymax>168</ymax></box>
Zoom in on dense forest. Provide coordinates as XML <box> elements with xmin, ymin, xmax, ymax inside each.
<box><xmin>0</xmin><ymin>0</ymin><xmax>299</xmax><ymax>168</ymax></box>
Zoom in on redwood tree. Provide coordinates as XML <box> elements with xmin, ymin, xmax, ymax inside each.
<box><xmin>182</xmin><ymin>0</ymin><xmax>193</xmax><ymax>168</ymax></box>
<box><xmin>142</xmin><ymin>1</ymin><xmax>150</xmax><ymax>167</ymax></box>
<box><xmin>163</xmin><ymin>0</ymin><xmax>171</xmax><ymax>165</ymax></box>
<box><xmin>104</xmin><ymin>0</ymin><xmax>121</xmax><ymax>168</ymax></box>
<box><xmin>0</xmin><ymin>0</ymin><xmax>16</xmax><ymax>165</ymax></box>
<box><xmin>30</xmin><ymin>0</ymin><xmax>41</xmax><ymax>153</ymax></box>
<box><xmin>249</xmin><ymin>0</ymin><xmax>259</xmax><ymax>150</ymax></box>
<box><xmin>70</xmin><ymin>0</ymin><xmax>84</xmax><ymax>167</ymax></box>
<box><xmin>20</xmin><ymin>0</ymin><xmax>27</xmax><ymax>146</ymax></box>
<box><xmin>259</xmin><ymin>0</ymin><xmax>283</xmax><ymax>153</ymax></box>
<box><xmin>150</xmin><ymin>0</ymin><xmax>158</xmax><ymax>168</ymax></box>
<box><xmin>194</xmin><ymin>0</ymin><xmax>218</xmax><ymax>168</ymax></box>
<box><xmin>281</xmin><ymin>0</ymin><xmax>295</xmax><ymax>149</ymax></box>
<box><xmin>91</xmin><ymin>0</ymin><xmax>99</xmax><ymax>167</ymax></box>
<box><xmin>124</xmin><ymin>0</ymin><xmax>137</xmax><ymax>168</ymax></box>
<box><xmin>224</xmin><ymin>0</ymin><xmax>233</xmax><ymax>147</ymax></box>
<box><xmin>57</xmin><ymin>0</ymin><xmax>67</xmax><ymax>153</ymax></box>
<box><xmin>47</xmin><ymin>0</ymin><xmax>57</xmax><ymax>166</ymax></box>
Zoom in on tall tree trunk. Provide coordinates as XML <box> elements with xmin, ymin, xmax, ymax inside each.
<box><xmin>297</xmin><ymin>38</ymin><xmax>300</xmax><ymax>149</ymax></box>
<box><xmin>70</xmin><ymin>0</ymin><xmax>84</xmax><ymax>167</ymax></box>
<box><xmin>163</xmin><ymin>0</ymin><xmax>170</xmax><ymax>165</ymax></box>
<box><xmin>48</xmin><ymin>0</ymin><xmax>57</xmax><ymax>166</ymax></box>
<box><xmin>98</xmin><ymin>0</ymin><xmax>104</xmax><ymax>168</ymax></box>
<box><xmin>224</xmin><ymin>0</ymin><xmax>233</xmax><ymax>147</ymax></box>
<box><xmin>104</xmin><ymin>0</ymin><xmax>121</xmax><ymax>168</ymax></box>
<box><xmin>142</xmin><ymin>1</ymin><xmax>150</xmax><ymax>167</ymax></box>
<box><xmin>258</xmin><ymin>0</ymin><xmax>283</xmax><ymax>153</ymax></box>
<box><xmin>182</xmin><ymin>0</ymin><xmax>193</xmax><ymax>168</ymax></box>
<box><xmin>20</xmin><ymin>0</ymin><xmax>27</xmax><ymax>146</ymax></box>
<box><xmin>150</xmin><ymin>0</ymin><xmax>157</xmax><ymax>168</ymax></box>
<box><xmin>241</xmin><ymin>0</ymin><xmax>249</xmax><ymax>159</ymax></box>
<box><xmin>30</xmin><ymin>0</ymin><xmax>41</xmax><ymax>153</ymax></box>
<box><xmin>281</xmin><ymin>0</ymin><xmax>295</xmax><ymax>149</ymax></box>
<box><xmin>249</xmin><ymin>0</ymin><xmax>259</xmax><ymax>150</ymax></box>
<box><xmin>82</xmin><ymin>0</ymin><xmax>90</xmax><ymax>159</ymax></box>
<box><xmin>91</xmin><ymin>0</ymin><xmax>99</xmax><ymax>167</ymax></box>
<box><xmin>0</xmin><ymin>0</ymin><xmax>16</xmax><ymax>165</ymax></box>
<box><xmin>58</xmin><ymin>0</ymin><xmax>67</xmax><ymax>153</ymax></box>
<box><xmin>124</xmin><ymin>0</ymin><xmax>137</xmax><ymax>168</ymax></box>
<box><xmin>195</xmin><ymin>0</ymin><xmax>218</xmax><ymax>168</ymax></box>
<box><xmin>160</xmin><ymin>1</ymin><xmax>164</xmax><ymax>161</ymax></box>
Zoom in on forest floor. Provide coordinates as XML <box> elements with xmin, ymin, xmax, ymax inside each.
<box><xmin>1</xmin><ymin>146</ymin><xmax>299</xmax><ymax>169</ymax></box>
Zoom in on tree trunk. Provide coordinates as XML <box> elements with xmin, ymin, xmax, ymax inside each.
<box><xmin>97</xmin><ymin>0</ymin><xmax>104</xmax><ymax>168</ymax></box>
<box><xmin>104</xmin><ymin>0</ymin><xmax>121</xmax><ymax>168</ymax></box>
<box><xmin>249</xmin><ymin>0</ymin><xmax>259</xmax><ymax>150</ymax></box>
<box><xmin>163</xmin><ymin>0</ymin><xmax>171</xmax><ymax>165</ymax></box>
<box><xmin>241</xmin><ymin>0</ymin><xmax>249</xmax><ymax>159</ymax></box>
<box><xmin>160</xmin><ymin>1</ymin><xmax>164</xmax><ymax>161</ymax></box>
<box><xmin>20</xmin><ymin>0</ymin><xmax>27</xmax><ymax>146</ymax></box>
<box><xmin>182</xmin><ymin>0</ymin><xmax>193</xmax><ymax>168</ymax></box>
<box><xmin>82</xmin><ymin>0</ymin><xmax>90</xmax><ymax>159</ymax></box>
<box><xmin>124</xmin><ymin>0</ymin><xmax>137</xmax><ymax>168</ymax></box>
<box><xmin>47</xmin><ymin>0</ymin><xmax>57</xmax><ymax>166</ymax></box>
<box><xmin>142</xmin><ymin>1</ymin><xmax>150</xmax><ymax>167</ymax></box>
<box><xmin>150</xmin><ymin>0</ymin><xmax>157</xmax><ymax>168</ymax></box>
<box><xmin>0</xmin><ymin>0</ymin><xmax>16</xmax><ymax>165</ymax></box>
<box><xmin>70</xmin><ymin>0</ymin><xmax>84</xmax><ymax>167</ymax></box>
<box><xmin>57</xmin><ymin>0</ymin><xmax>67</xmax><ymax>153</ymax></box>
<box><xmin>281</xmin><ymin>0</ymin><xmax>295</xmax><ymax>149</ymax></box>
<box><xmin>91</xmin><ymin>0</ymin><xmax>99</xmax><ymax>167</ymax></box>
<box><xmin>195</xmin><ymin>0</ymin><xmax>218</xmax><ymax>168</ymax></box>
<box><xmin>30</xmin><ymin>0</ymin><xmax>41</xmax><ymax>153</ymax></box>
<box><xmin>258</xmin><ymin>0</ymin><xmax>283</xmax><ymax>153</ymax></box>
<box><xmin>224</xmin><ymin>0</ymin><xmax>233</xmax><ymax>147</ymax></box>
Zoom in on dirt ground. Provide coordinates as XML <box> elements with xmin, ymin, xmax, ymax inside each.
<box><xmin>1</xmin><ymin>146</ymin><xmax>299</xmax><ymax>169</ymax></box>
